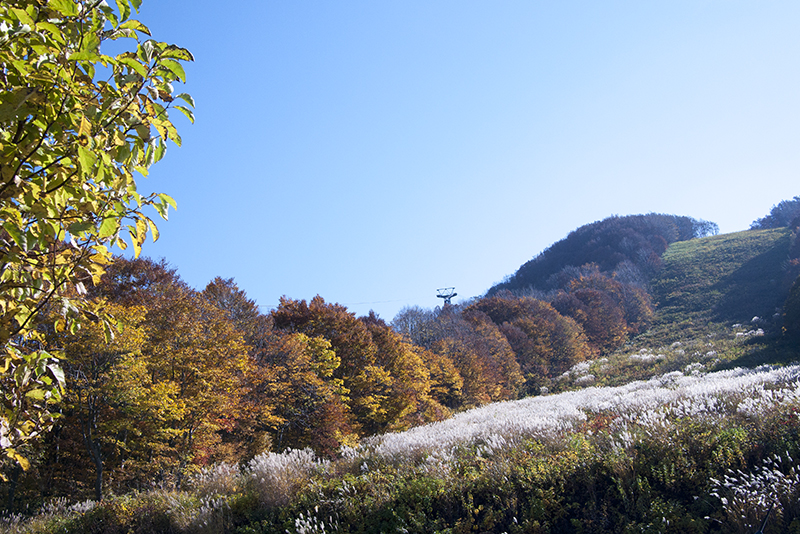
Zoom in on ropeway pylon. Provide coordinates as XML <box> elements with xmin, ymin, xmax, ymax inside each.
<box><xmin>436</xmin><ymin>287</ymin><xmax>457</xmax><ymax>306</ymax></box>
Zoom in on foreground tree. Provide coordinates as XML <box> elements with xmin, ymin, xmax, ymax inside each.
<box><xmin>0</xmin><ymin>0</ymin><xmax>193</xmax><ymax>473</ymax></box>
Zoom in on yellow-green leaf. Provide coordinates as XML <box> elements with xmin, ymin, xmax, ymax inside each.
<box><xmin>48</xmin><ymin>0</ymin><xmax>79</xmax><ymax>17</ymax></box>
<box><xmin>158</xmin><ymin>193</ymin><xmax>177</xmax><ymax>210</ymax></box>
<box><xmin>8</xmin><ymin>450</ymin><xmax>30</xmax><ymax>471</ymax></box>
<box><xmin>77</xmin><ymin>146</ymin><xmax>96</xmax><ymax>173</ymax></box>
<box><xmin>174</xmin><ymin>105</ymin><xmax>194</xmax><ymax>124</ymax></box>
<box><xmin>159</xmin><ymin>58</ymin><xmax>186</xmax><ymax>83</ymax></box>
<box><xmin>79</xmin><ymin>115</ymin><xmax>92</xmax><ymax>138</ymax></box>
<box><xmin>98</xmin><ymin>217</ymin><xmax>119</xmax><ymax>239</ymax></box>
<box><xmin>161</xmin><ymin>45</ymin><xmax>194</xmax><ymax>62</ymax></box>
<box><xmin>176</xmin><ymin>93</ymin><xmax>195</xmax><ymax>108</ymax></box>
<box><xmin>117</xmin><ymin>56</ymin><xmax>148</xmax><ymax>78</ymax></box>
<box><xmin>119</xmin><ymin>19</ymin><xmax>151</xmax><ymax>36</ymax></box>
<box><xmin>145</xmin><ymin>215</ymin><xmax>160</xmax><ymax>241</ymax></box>
<box><xmin>115</xmin><ymin>0</ymin><xmax>132</xmax><ymax>22</ymax></box>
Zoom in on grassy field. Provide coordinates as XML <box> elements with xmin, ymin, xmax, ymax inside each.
<box><xmin>546</xmin><ymin>228</ymin><xmax>797</xmax><ymax>394</ymax></box>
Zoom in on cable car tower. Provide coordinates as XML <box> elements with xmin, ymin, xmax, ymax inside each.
<box><xmin>436</xmin><ymin>287</ymin><xmax>457</xmax><ymax>306</ymax></box>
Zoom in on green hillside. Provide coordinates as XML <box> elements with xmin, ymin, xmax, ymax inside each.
<box><xmin>562</xmin><ymin>228</ymin><xmax>799</xmax><ymax>390</ymax></box>
<box><xmin>630</xmin><ymin>228</ymin><xmax>797</xmax><ymax>356</ymax></box>
<box><xmin>488</xmin><ymin>213</ymin><xmax>718</xmax><ymax>296</ymax></box>
<box><xmin>653</xmin><ymin>228</ymin><xmax>792</xmax><ymax>325</ymax></box>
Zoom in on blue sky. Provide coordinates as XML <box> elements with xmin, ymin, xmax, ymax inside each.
<box><xmin>131</xmin><ymin>1</ymin><xmax>800</xmax><ymax>320</ymax></box>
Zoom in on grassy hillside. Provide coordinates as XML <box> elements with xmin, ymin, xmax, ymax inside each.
<box><xmin>553</xmin><ymin>228</ymin><xmax>798</xmax><ymax>391</ymax></box>
<box><xmin>652</xmin><ymin>228</ymin><xmax>792</xmax><ymax>328</ymax></box>
<box><xmin>488</xmin><ymin>213</ymin><xmax>716</xmax><ymax>295</ymax></box>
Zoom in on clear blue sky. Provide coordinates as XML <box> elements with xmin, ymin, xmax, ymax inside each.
<box><xmin>131</xmin><ymin>1</ymin><xmax>800</xmax><ymax>321</ymax></box>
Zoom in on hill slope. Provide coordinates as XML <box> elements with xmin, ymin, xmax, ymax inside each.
<box><xmin>488</xmin><ymin>213</ymin><xmax>718</xmax><ymax>295</ymax></box>
<box><xmin>649</xmin><ymin>228</ymin><xmax>795</xmax><ymax>338</ymax></box>
<box><xmin>10</xmin><ymin>219</ymin><xmax>800</xmax><ymax>534</ymax></box>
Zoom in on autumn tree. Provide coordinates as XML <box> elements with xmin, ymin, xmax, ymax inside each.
<box><xmin>0</xmin><ymin>0</ymin><xmax>192</xmax><ymax>473</ymax></box>
<box><xmin>552</xmin><ymin>289</ymin><xmax>627</xmax><ymax>353</ymax></box>
<box><xmin>39</xmin><ymin>302</ymin><xmax>181</xmax><ymax>501</ymax></box>
<box><xmin>361</xmin><ymin>312</ymin><xmax>450</xmax><ymax>431</ymax></box>
<box><xmin>489</xmin><ymin>214</ymin><xmax>714</xmax><ymax>296</ymax></box>
<box><xmin>416</xmin><ymin>345</ymin><xmax>463</xmax><ymax>410</ymax></box>
<box><xmin>552</xmin><ymin>267</ymin><xmax>653</xmax><ymax>352</ymax></box>
<box><xmin>391</xmin><ymin>306</ymin><xmax>439</xmax><ymax>349</ymax></box>
<box><xmin>272</xmin><ymin>296</ymin><xmax>388</xmax><ymax>436</ymax></box>
<box><xmin>568</xmin><ymin>267</ymin><xmax>653</xmax><ymax>331</ymax></box>
<box><xmin>468</xmin><ymin>295</ymin><xmax>592</xmax><ymax>392</ymax></box>
<box><xmin>428</xmin><ymin>307</ymin><xmax>523</xmax><ymax>407</ymax></box>
<box><xmin>94</xmin><ymin>258</ymin><xmax>252</xmax><ymax>478</ymax></box>
<box><xmin>391</xmin><ymin>306</ymin><xmax>463</xmax><ymax>410</ymax></box>
<box><xmin>260</xmin><ymin>332</ymin><xmax>353</xmax><ymax>456</ymax></box>
<box><xmin>393</xmin><ymin>304</ymin><xmax>522</xmax><ymax>408</ymax></box>
<box><xmin>751</xmin><ymin>196</ymin><xmax>800</xmax><ymax>229</ymax></box>
<box><xmin>203</xmin><ymin>277</ymin><xmax>273</xmax><ymax>351</ymax></box>
<box><xmin>201</xmin><ymin>277</ymin><xmax>280</xmax><ymax>456</ymax></box>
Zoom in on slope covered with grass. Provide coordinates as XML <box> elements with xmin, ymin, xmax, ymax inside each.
<box><xmin>653</xmin><ymin>228</ymin><xmax>791</xmax><ymax>326</ymax></box>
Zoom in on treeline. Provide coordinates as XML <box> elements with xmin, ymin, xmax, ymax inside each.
<box><xmin>489</xmin><ymin>213</ymin><xmax>718</xmax><ymax>295</ymax></box>
<box><xmin>6</xmin><ymin>251</ymin><xmax>656</xmax><ymax>509</ymax></box>
<box><xmin>751</xmin><ymin>195</ymin><xmax>800</xmax><ymax>230</ymax></box>
<box><xmin>394</xmin><ymin>264</ymin><xmax>653</xmax><ymax>397</ymax></box>
<box><xmin>7</xmin><ymin>258</ymin><xmax>460</xmax><ymax>506</ymax></box>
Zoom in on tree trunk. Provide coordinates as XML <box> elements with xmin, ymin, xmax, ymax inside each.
<box><xmin>6</xmin><ymin>464</ymin><xmax>21</xmax><ymax>511</ymax></box>
<box><xmin>90</xmin><ymin>440</ymin><xmax>103</xmax><ymax>501</ymax></box>
<box><xmin>79</xmin><ymin>391</ymin><xmax>104</xmax><ymax>501</ymax></box>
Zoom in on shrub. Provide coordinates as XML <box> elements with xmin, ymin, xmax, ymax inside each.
<box><xmin>187</xmin><ymin>462</ymin><xmax>243</xmax><ymax>499</ymax></box>
<box><xmin>246</xmin><ymin>448</ymin><xmax>330</xmax><ymax>508</ymax></box>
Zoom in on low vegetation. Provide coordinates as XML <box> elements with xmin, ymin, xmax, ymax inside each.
<box><xmin>1</xmin><ymin>205</ymin><xmax>798</xmax><ymax>532</ymax></box>
<box><xmin>5</xmin><ymin>362</ymin><xmax>800</xmax><ymax>533</ymax></box>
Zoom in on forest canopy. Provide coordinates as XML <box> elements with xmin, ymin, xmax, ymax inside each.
<box><xmin>751</xmin><ymin>195</ymin><xmax>800</xmax><ymax>230</ymax></box>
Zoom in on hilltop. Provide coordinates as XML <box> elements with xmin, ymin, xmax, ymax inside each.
<box><xmin>650</xmin><ymin>228</ymin><xmax>794</xmax><ymax>339</ymax></box>
<box><xmin>488</xmin><ymin>213</ymin><xmax>719</xmax><ymax>297</ymax></box>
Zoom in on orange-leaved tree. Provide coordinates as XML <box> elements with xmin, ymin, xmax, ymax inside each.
<box><xmin>95</xmin><ymin>258</ymin><xmax>251</xmax><ymax>478</ymax></box>
<box><xmin>260</xmin><ymin>331</ymin><xmax>353</xmax><ymax>456</ymax></box>
<box><xmin>272</xmin><ymin>296</ymin><xmax>388</xmax><ymax>438</ymax></box>
<box><xmin>361</xmin><ymin>312</ymin><xmax>449</xmax><ymax>431</ymax></box>
<box><xmin>468</xmin><ymin>295</ymin><xmax>592</xmax><ymax>393</ymax></box>
<box><xmin>41</xmin><ymin>301</ymin><xmax>181</xmax><ymax>501</ymax></box>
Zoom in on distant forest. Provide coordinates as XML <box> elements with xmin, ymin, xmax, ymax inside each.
<box><xmin>751</xmin><ymin>195</ymin><xmax>800</xmax><ymax>230</ymax></box>
<box><xmin>6</xmin><ymin>203</ymin><xmax>800</xmax><ymax>508</ymax></box>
